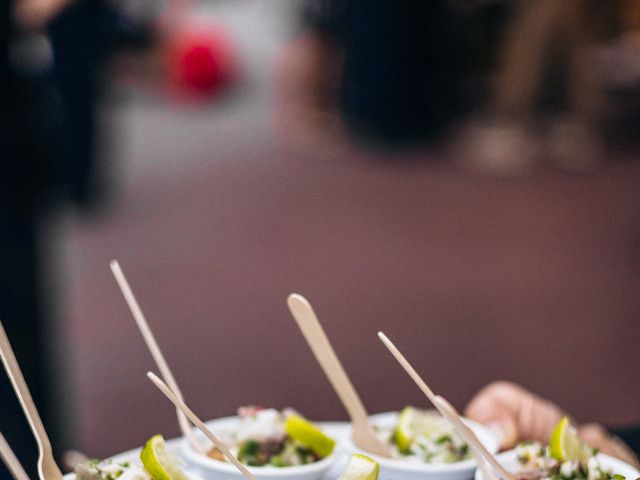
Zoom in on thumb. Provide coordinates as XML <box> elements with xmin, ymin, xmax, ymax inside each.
<box><xmin>481</xmin><ymin>412</ymin><xmax>519</xmax><ymax>449</ymax></box>
<box><xmin>464</xmin><ymin>382</ymin><xmax>522</xmax><ymax>449</ymax></box>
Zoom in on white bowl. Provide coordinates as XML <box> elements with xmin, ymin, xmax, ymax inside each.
<box><xmin>180</xmin><ymin>415</ymin><xmax>341</xmax><ymax>480</ymax></box>
<box><xmin>63</xmin><ymin>437</ymin><xmax>206</xmax><ymax>480</ymax></box>
<box><xmin>474</xmin><ymin>449</ymin><xmax>640</xmax><ymax>480</ymax></box>
<box><xmin>342</xmin><ymin>411</ymin><xmax>501</xmax><ymax>480</ymax></box>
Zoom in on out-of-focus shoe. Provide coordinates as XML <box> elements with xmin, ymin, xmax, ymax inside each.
<box><xmin>450</xmin><ymin>117</ymin><xmax>541</xmax><ymax>177</ymax></box>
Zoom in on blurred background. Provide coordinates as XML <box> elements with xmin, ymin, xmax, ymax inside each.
<box><xmin>2</xmin><ymin>0</ymin><xmax>640</xmax><ymax>477</ymax></box>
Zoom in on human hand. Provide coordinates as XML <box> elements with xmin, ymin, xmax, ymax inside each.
<box><xmin>464</xmin><ymin>381</ymin><xmax>639</xmax><ymax>467</ymax></box>
<box><xmin>464</xmin><ymin>381</ymin><xmax>567</xmax><ymax>450</ymax></box>
<box><xmin>577</xmin><ymin>423</ymin><xmax>639</xmax><ymax>468</ymax></box>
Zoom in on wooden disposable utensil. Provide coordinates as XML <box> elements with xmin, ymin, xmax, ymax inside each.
<box><xmin>433</xmin><ymin>396</ymin><xmax>511</xmax><ymax>480</ymax></box>
<box><xmin>0</xmin><ymin>431</ymin><xmax>30</xmax><ymax>480</ymax></box>
<box><xmin>0</xmin><ymin>322</ymin><xmax>64</xmax><ymax>480</ymax></box>
<box><xmin>377</xmin><ymin>331</ymin><xmax>514</xmax><ymax>480</ymax></box>
<box><xmin>475</xmin><ymin>453</ymin><xmax>501</xmax><ymax>480</ymax></box>
<box><xmin>110</xmin><ymin>260</ymin><xmax>207</xmax><ymax>454</ymax></box>
<box><xmin>287</xmin><ymin>294</ymin><xmax>392</xmax><ymax>457</ymax></box>
<box><xmin>146</xmin><ymin>372</ymin><xmax>256</xmax><ymax>480</ymax></box>
<box><xmin>377</xmin><ymin>331</ymin><xmax>438</xmax><ymax>403</ymax></box>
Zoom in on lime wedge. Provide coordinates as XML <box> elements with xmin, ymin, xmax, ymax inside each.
<box><xmin>284</xmin><ymin>415</ymin><xmax>336</xmax><ymax>458</ymax></box>
<box><xmin>549</xmin><ymin>417</ymin><xmax>593</xmax><ymax>465</ymax></box>
<box><xmin>140</xmin><ymin>434</ymin><xmax>188</xmax><ymax>480</ymax></box>
<box><xmin>395</xmin><ymin>406</ymin><xmax>450</xmax><ymax>452</ymax></box>
<box><xmin>339</xmin><ymin>454</ymin><xmax>379</xmax><ymax>480</ymax></box>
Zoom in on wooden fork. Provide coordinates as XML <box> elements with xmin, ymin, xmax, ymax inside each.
<box><xmin>0</xmin><ymin>322</ymin><xmax>63</xmax><ymax>480</ymax></box>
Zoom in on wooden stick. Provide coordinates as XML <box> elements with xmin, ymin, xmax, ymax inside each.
<box><xmin>377</xmin><ymin>331</ymin><xmax>512</xmax><ymax>480</ymax></box>
<box><xmin>110</xmin><ymin>260</ymin><xmax>207</xmax><ymax>454</ymax></box>
<box><xmin>0</xmin><ymin>321</ymin><xmax>63</xmax><ymax>480</ymax></box>
<box><xmin>475</xmin><ymin>450</ymin><xmax>501</xmax><ymax>480</ymax></box>
<box><xmin>434</xmin><ymin>396</ymin><xmax>514</xmax><ymax>480</ymax></box>
<box><xmin>288</xmin><ymin>294</ymin><xmax>391</xmax><ymax>457</ymax></box>
<box><xmin>0</xmin><ymin>432</ymin><xmax>30</xmax><ymax>480</ymax></box>
<box><xmin>377</xmin><ymin>332</ymin><xmax>437</xmax><ymax>402</ymax></box>
<box><xmin>146</xmin><ymin>372</ymin><xmax>256</xmax><ymax>480</ymax></box>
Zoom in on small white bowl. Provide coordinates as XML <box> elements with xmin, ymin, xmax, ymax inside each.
<box><xmin>342</xmin><ymin>411</ymin><xmax>500</xmax><ymax>480</ymax></box>
<box><xmin>180</xmin><ymin>415</ymin><xmax>341</xmax><ymax>480</ymax></box>
<box><xmin>474</xmin><ymin>449</ymin><xmax>640</xmax><ymax>480</ymax></box>
<box><xmin>64</xmin><ymin>437</ymin><xmax>207</xmax><ymax>480</ymax></box>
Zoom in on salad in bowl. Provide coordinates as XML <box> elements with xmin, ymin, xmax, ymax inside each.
<box><xmin>180</xmin><ymin>406</ymin><xmax>339</xmax><ymax>480</ymax></box>
<box><xmin>378</xmin><ymin>406</ymin><xmax>473</xmax><ymax>463</ymax></box>
<box><xmin>475</xmin><ymin>418</ymin><xmax>639</xmax><ymax>480</ymax></box>
<box><xmin>343</xmin><ymin>407</ymin><xmax>499</xmax><ymax>480</ymax></box>
<box><xmin>204</xmin><ymin>407</ymin><xmax>335</xmax><ymax>467</ymax></box>
<box><xmin>75</xmin><ymin>434</ymin><xmax>197</xmax><ymax>480</ymax></box>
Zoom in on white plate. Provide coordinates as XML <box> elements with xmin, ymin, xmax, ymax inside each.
<box><xmin>341</xmin><ymin>411</ymin><xmax>500</xmax><ymax>480</ymax></box>
<box><xmin>474</xmin><ymin>449</ymin><xmax>640</xmax><ymax>480</ymax></box>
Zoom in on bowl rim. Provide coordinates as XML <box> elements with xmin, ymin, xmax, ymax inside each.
<box><xmin>473</xmin><ymin>448</ymin><xmax>640</xmax><ymax>480</ymax></box>
<box><xmin>179</xmin><ymin>415</ymin><xmax>341</xmax><ymax>476</ymax></box>
<box><xmin>341</xmin><ymin>410</ymin><xmax>501</xmax><ymax>473</ymax></box>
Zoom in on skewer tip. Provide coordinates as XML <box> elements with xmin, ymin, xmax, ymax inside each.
<box><xmin>377</xmin><ymin>331</ymin><xmax>391</xmax><ymax>344</ymax></box>
<box><xmin>109</xmin><ymin>259</ymin><xmax>120</xmax><ymax>270</ymax></box>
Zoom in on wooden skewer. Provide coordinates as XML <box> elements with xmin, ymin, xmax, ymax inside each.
<box><xmin>0</xmin><ymin>321</ymin><xmax>63</xmax><ymax>480</ymax></box>
<box><xmin>475</xmin><ymin>450</ymin><xmax>501</xmax><ymax>480</ymax></box>
<box><xmin>287</xmin><ymin>294</ymin><xmax>392</xmax><ymax>457</ymax></box>
<box><xmin>377</xmin><ymin>332</ymin><xmax>437</xmax><ymax>403</ymax></box>
<box><xmin>110</xmin><ymin>260</ymin><xmax>207</xmax><ymax>454</ymax></box>
<box><xmin>434</xmin><ymin>396</ymin><xmax>512</xmax><ymax>480</ymax></box>
<box><xmin>146</xmin><ymin>372</ymin><xmax>256</xmax><ymax>480</ymax></box>
<box><xmin>377</xmin><ymin>331</ymin><xmax>514</xmax><ymax>480</ymax></box>
<box><xmin>0</xmin><ymin>432</ymin><xmax>30</xmax><ymax>480</ymax></box>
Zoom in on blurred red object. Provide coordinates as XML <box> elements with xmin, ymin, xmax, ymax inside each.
<box><xmin>165</xmin><ymin>20</ymin><xmax>238</xmax><ymax>101</ymax></box>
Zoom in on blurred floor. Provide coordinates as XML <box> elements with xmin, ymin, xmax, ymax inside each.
<box><xmin>45</xmin><ymin>0</ymin><xmax>640</xmax><ymax>460</ymax></box>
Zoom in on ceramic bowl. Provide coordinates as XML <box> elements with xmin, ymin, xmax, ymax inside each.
<box><xmin>64</xmin><ymin>437</ymin><xmax>206</xmax><ymax>480</ymax></box>
<box><xmin>343</xmin><ymin>411</ymin><xmax>500</xmax><ymax>480</ymax></box>
<box><xmin>180</xmin><ymin>415</ymin><xmax>341</xmax><ymax>480</ymax></box>
<box><xmin>474</xmin><ymin>449</ymin><xmax>640</xmax><ymax>480</ymax></box>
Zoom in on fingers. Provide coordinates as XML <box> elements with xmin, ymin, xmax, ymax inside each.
<box><xmin>464</xmin><ymin>381</ymin><xmax>567</xmax><ymax>449</ymax></box>
<box><xmin>464</xmin><ymin>381</ymin><xmax>520</xmax><ymax>448</ymax></box>
<box><xmin>578</xmin><ymin>424</ymin><xmax>640</xmax><ymax>468</ymax></box>
<box><xmin>465</xmin><ymin>382</ymin><xmax>640</xmax><ymax>468</ymax></box>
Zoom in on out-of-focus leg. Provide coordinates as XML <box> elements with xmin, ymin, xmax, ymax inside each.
<box><xmin>493</xmin><ymin>0</ymin><xmax>563</xmax><ymax>119</ymax></box>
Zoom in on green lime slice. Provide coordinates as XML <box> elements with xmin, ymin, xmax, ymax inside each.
<box><xmin>395</xmin><ymin>406</ymin><xmax>450</xmax><ymax>452</ymax></box>
<box><xmin>549</xmin><ymin>417</ymin><xmax>593</xmax><ymax>465</ymax></box>
<box><xmin>140</xmin><ymin>434</ymin><xmax>188</xmax><ymax>480</ymax></box>
<box><xmin>339</xmin><ymin>454</ymin><xmax>379</xmax><ymax>480</ymax></box>
<box><xmin>284</xmin><ymin>415</ymin><xmax>336</xmax><ymax>458</ymax></box>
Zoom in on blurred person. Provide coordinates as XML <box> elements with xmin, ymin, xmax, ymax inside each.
<box><xmin>599</xmin><ymin>0</ymin><xmax>640</xmax><ymax>149</ymax></box>
<box><xmin>465</xmin><ymin>381</ymin><xmax>640</xmax><ymax>467</ymax></box>
<box><xmin>1</xmin><ymin>0</ymin><xmax>153</xmax><ymax>477</ymax></box>
<box><xmin>274</xmin><ymin>0</ymin><xmax>475</xmax><ymax>151</ymax></box>
<box><xmin>457</xmin><ymin>0</ymin><xmax>624</xmax><ymax>175</ymax></box>
<box><xmin>1</xmin><ymin>1</ymin><xmax>62</xmax><ymax>478</ymax></box>
<box><xmin>45</xmin><ymin>0</ymin><xmax>154</xmax><ymax>208</ymax></box>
